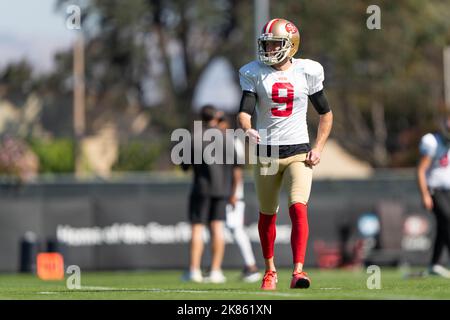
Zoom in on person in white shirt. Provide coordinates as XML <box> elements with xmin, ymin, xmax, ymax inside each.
<box><xmin>417</xmin><ymin>111</ymin><xmax>450</xmax><ymax>278</ymax></box>
<box><xmin>237</xmin><ymin>18</ymin><xmax>333</xmax><ymax>290</ymax></box>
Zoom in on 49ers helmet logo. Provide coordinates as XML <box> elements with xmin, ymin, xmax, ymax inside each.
<box><xmin>285</xmin><ymin>22</ymin><xmax>298</xmax><ymax>34</ymax></box>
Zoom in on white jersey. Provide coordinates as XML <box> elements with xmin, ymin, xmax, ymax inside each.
<box><xmin>419</xmin><ymin>133</ymin><xmax>450</xmax><ymax>189</ymax></box>
<box><xmin>239</xmin><ymin>58</ymin><xmax>324</xmax><ymax>145</ymax></box>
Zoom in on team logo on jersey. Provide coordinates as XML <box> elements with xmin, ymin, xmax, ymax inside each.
<box><xmin>285</xmin><ymin>23</ymin><xmax>298</xmax><ymax>34</ymax></box>
<box><xmin>439</xmin><ymin>154</ymin><xmax>448</xmax><ymax>167</ymax></box>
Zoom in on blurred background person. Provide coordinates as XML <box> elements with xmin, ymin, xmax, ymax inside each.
<box><xmin>217</xmin><ymin>113</ymin><xmax>261</xmax><ymax>283</ymax></box>
<box><xmin>180</xmin><ymin>105</ymin><xmax>231</xmax><ymax>283</ymax></box>
<box><xmin>417</xmin><ymin>111</ymin><xmax>450</xmax><ymax>278</ymax></box>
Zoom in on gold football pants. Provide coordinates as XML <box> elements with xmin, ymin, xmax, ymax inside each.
<box><xmin>253</xmin><ymin>153</ymin><xmax>313</xmax><ymax>214</ymax></box>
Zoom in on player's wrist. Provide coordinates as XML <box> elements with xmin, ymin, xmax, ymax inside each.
<box><xmin>245</xmin><ymin>128</ymin><xmax>259</xmax><ymax>137</ymax></box>
<box><xmin>312</xmin><ymin>146</ymin><xmax>323</xmax><ymax>153</ymax></box>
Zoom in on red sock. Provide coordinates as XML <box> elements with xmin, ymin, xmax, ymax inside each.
<box><xmin>258</xmin><ymin>212</ymin><xmax>277</xmax><ymax>259</ymax></box>
<box><xmin>289</xmin><ymin>203</ymin><xmax>309</xmax><ymax>264</ymax></box>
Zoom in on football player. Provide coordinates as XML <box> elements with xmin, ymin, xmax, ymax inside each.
<box><xmin>417</xmin><ymin>111</ymin><xmax>450</xmax><ymax>278</ymax></box>
<box><xmin>237</xmin><ymin>18</ymin><xmax>333</xmax><ymax>290</ymax></box>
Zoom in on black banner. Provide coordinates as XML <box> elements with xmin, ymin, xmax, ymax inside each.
<box><xmin>0</xmin><ymin>178</ymin><xmax>436</xmax><ymax>272</ymax></box>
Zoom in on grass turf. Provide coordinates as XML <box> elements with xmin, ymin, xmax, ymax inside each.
<box><xmin>0</xmin><ymin>268</ymin><xmax>449</xmax><ymax>300</ymax></box>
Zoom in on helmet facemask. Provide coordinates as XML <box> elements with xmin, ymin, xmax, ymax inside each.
<box><xmin>258</xmin><ymin>35</ymin><xmax>292</xmax><ymax>66</ymax></box>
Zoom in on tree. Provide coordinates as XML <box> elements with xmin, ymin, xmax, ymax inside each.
<box><xmin>53</xmin><ymin>0</ymin><xmax>253</xmax><ymax>133</ymax></box>
<box><xmin>0</xmin><ymin>60</ymin><xmax>35</xmax><ymax>106</ymax></box>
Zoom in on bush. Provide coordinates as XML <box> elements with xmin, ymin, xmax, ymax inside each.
<box><xmin>29</xmin><ymin>138</ymin><xmax>75</xmax><ymax>173</ymax></box>
<box><xmin>112</xmin><ymin>141</ymin><xmax>161</xmax><ymax>171</ymax></box>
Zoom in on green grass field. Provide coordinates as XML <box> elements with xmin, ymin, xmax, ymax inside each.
<box><xmin>0</xmin><ymin>268</ymin><xmax>449</xmax><ymax>300</ymax></box>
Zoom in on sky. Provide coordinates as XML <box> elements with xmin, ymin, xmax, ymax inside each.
<box><xmin>0</xmin><ymin>0</ymin><xmax>76</xmax><ymax>73</ymax></box>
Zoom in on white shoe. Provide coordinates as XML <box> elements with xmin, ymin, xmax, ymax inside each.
<box><xmin>242</xmin><ymin>271</ymin><xmax>261</xmax><ymax>283</ymax></box>
<box><xmin>182</xmin><ymin>270</ymin><xmax>203</xmax><ymax>283</ymax></box>
<box><xmin>429</xmin><ymin>265</ymin><xmax>450</xmax><ymax>278</ymax></box>
<box><xmin>204</xmin><ymin>270</ymin><xmax>227</xmax><ymax>283</ymax></box>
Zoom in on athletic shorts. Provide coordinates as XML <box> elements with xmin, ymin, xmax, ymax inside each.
<box><xmin>253</xmin><ymin>153</ymin><xmax>313</xmax><ymax>214</ymax></box>
<box><xmin>189</xmin><ymin>195</ymin><xmax>227</xmax><ymax>224</ymax></box>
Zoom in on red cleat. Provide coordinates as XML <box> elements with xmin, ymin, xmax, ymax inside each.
<box><xmin>290</xmin><ymin>271</ymin><xmax>311</xmax><ymax>289</ymax></box>
<box><xmin>261</xmin><ymin>270</ymin><xmax>278</xmax><ymax>290</ymax></box>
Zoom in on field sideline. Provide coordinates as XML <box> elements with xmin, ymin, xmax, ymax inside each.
<box><xmin>0</xmin><ymin>268</ymin><xmax>449</xmax><ymax>300</ymax></box>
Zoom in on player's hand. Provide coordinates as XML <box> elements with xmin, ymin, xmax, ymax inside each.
<box><xmin>306</xmin><ymin>148</ymin><xmax>321</xmax><ymax>167</ymax></box>
<box><xmin>422</xmin><ymin>194</ymin><xmax>434</xmax><ymax>211</ymax></box>
<box><xmin>229</xmin><ymin>195</ymin><xmax>237</xmax><ymax>208</ymax></box>
<box><xmin>245</xmin><ymin>128</ymin><xmax>261</xmax><ymax>144</ymax></box>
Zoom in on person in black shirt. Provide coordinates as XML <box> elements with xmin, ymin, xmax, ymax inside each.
<box><xmin>181</xmin><ymin>105</ymin><xmax>235</xmax><ymax>283</ymax></box>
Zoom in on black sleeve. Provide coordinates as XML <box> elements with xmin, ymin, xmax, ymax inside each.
<box><xmin>238</xmin><ymin>90</ymin><xmax>257</xmax><ymax>115</ymax></box>
<box><xmin>308</xmin><ymin>89</ymin><xmax>331</xmax><ymax>115</ymax></box>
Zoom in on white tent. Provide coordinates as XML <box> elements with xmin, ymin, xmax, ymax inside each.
<box><xmin>192</xmin><ymin>57</ymin><xmax>241</xmax><ymax>113</ymax></box>
<box><xmin>313</xmin><ymin>139</ymin><xmax>374</xmax><ymax>179</ymax></box>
